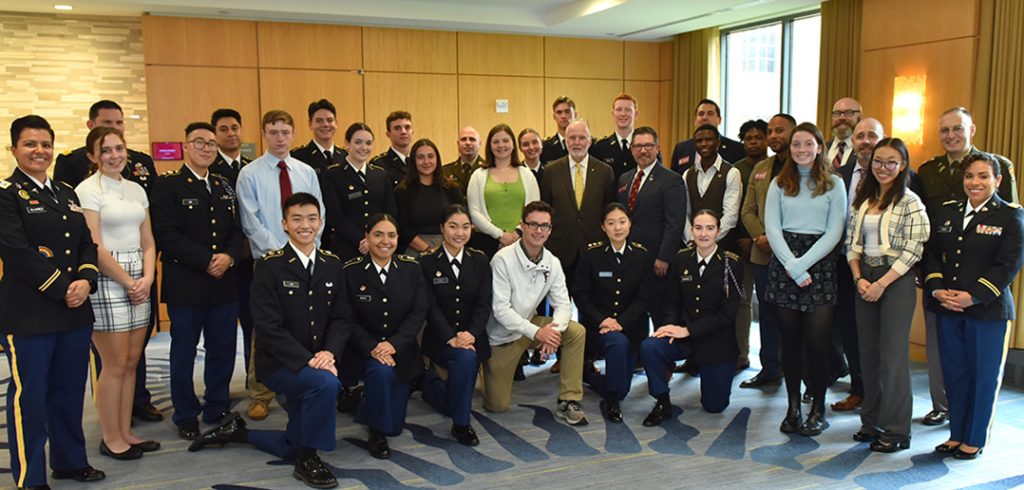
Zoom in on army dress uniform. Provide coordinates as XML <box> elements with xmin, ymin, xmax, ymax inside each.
<box><xmin>291</xmin><ymin>140</ymin><xmax>347</xmax><ymax>179</ymax></box>
<box><xmin>210</xmin><ymin>152</ymin><xmax>251</xmax><ymax>188</ymax></box>
<box><xmin>540</xmin><ymin>133</ymin><xmax>567</xmax><ymax>165</ymax></box>
<box><xmin>640</xmin><ymin>246</ymin><xmax>743</xmax><ymax>413</ymax></box>
<box><xmin>0</xmin><ymin>169</ymin><xmax>100</xmax><ymax>488</ymax></box>
<box><xmin>247</xmin><ymin>245</ymin><xmax>353</xmax><ymax>460</ymax></box>
<box><xmin>917</xmin><ymin>147</ymin><xmax>1017</xmax><ymax>214</ymax></box>
<box><xmin>573</xmin><ymin>240</ymin><xmax>652</xmax><ymax>402</ymax></box>
<box><xmin>369</xmin><ymin>148</ymin><xmax>408</xmax><ymax>189</ymax></box>
<box><xmin>923</xmin><ymin>196</ymin><xmax>1024</xmax><ymax>450</ymax></box>
<box><xmin>321</xmin><ymin>162</ymin><xmax>397</xmax><ymax>260</ymax></box>
<box><xmin>418</xmin><ymin>245</ymin><xmax>492</xmax><ymax>428</ymax></box>
<box><xmin>442</xmin><ymin>155</ymin><xmax>485</xmax><ymax>196</ymax></box>
<box><xmin>342</xmin><ymin>255</ymin><xmax>428</xmax><ymax>436</ymax></box>
<box><xmin>589</xmin><ymin>133</ymin><xmax>636</xmax><ymax>183</ymax></box>
<box><xmin>150</xmin><ymin>166</ymin><xmax>245</xmax><ymax>428</ymax></box>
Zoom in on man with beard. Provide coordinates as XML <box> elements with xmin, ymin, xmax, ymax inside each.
<box><xmin>827</xmin><ymin>97</ymin><xmax>861</xmax><ymax>170</ymax></box>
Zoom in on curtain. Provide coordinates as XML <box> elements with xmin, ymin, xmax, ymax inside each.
<box><xmin>671</xmin><ymin>26</ymin><xmax>720</xmax><ymax>145</ymax></box>
<box><xmin>815</xmin><ymin>0</ymin><xmax>862</xmax><ymax>128</ymax></box>
<box><xmin>974</xmin><ymin>0</ymin><xmax>1024</xmax><ymax>348</ymax></box>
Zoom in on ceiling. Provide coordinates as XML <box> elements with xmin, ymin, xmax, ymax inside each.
<box><xmin>1</xmin><ymin>0</ymin><xmax>821</xmax><ymax>40</ymax></box>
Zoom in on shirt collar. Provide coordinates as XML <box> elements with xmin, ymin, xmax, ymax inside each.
<box><xmin>616</xmin><ymin>130</ymin><xmax>634</xmax><ymax>148</ymax></box>
<box><xmin>391</xmin><ymin>147</ymin><xmax>407</xmax><ymax>163</ymax></box>
<box><xmin>518</xmin><ymin>240</ymin><xmax>544</xmax><ymax>265</ymax></box>
<box><xmin>25</xmin><ymin>173</ymin><xmax>52</xmax><ymax>192</ymax></box>
<box><xmin>570</xmin><ymin>153</ymin><xmax>589</xmax><ymax>168</ymax></box>
<box><xmin>373</xmin><ymin>260</ymin><xmax>392</xmax><ymax>275</ymax></box>
<box><xmin>695</xmin><ymin>154</ymin><xmax>723</xmax><ymax>174</ymax></box>
<box><xmin>313</xmin><ymin>140</ymin><xmax>335</xmax><ymax>155</ymax></box>
<box><xmin>966</xmin><ymin>197</ymin><xmax>993</xmax><ymax>216</ymax></box>
<box><xmin>288</xmin><ymin>241</ymin><xmax>316</xmax><ymax>270</ymax></box>
<box><xmin>184</xmin><ymin>163</ymin><xmax>209</xmax><ymax>181</ymax></box>
<box><xmin>697</xmin><ymin>245</ymin><xmax>718</xmax><ymax>264</ymax></box>
<box><xmin>611</xmin><ymin>241</ymin><xmax>626</xmax><ymax>255</ymax></box>
<box><xmin>444</xmin><ymin>246</ymin><xmax>464</xmax><ymax>264</ymax></box>
<box><xmin>218</xmin><ymin>150</ymin><xmax>238</xmax><ymax>166</ymax></box>
<box><xmin>834</xmin><ymin>137</ymin><xmax>852</xmax><ymax>151</ymax></box>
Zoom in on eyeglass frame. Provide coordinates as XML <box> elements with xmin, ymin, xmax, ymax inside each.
<box><xmin>186</xmin><ymin>138</ymin><xmax>218</xmax><ymax>151</ymax></box>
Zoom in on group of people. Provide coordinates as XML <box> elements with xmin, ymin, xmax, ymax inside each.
<box><xmin>0</xmin><ymin>92</ymin><xmax>1021</xmax><ymax>489</ymax></box>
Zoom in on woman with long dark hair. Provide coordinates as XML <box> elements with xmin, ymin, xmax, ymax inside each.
<box><xmin>395</xmin><ymin>139</ymin><xmax>464</xmax><ymax>256</ymax></box>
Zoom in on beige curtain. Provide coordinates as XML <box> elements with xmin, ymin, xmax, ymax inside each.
<box><xmin>671</xmin><ymin>27</ymin><xmax>720</xmax><ymax>145</ymax></box>
<box><xmin>974</xmin><ymin>0</ymin><xmax>1024</xmax><ymax>348</ymax></box>
<box><xmin>815</xmin><ymin>0</ymin><xmax>862</xmax><ymax>128</ymax></box>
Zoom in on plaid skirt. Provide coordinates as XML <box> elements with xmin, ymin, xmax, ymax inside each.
<box><xmin>765</xmin><ymin>231</ymin><xmax>838</xmax><ymax>311</ymax></box>
<box><xmin>92</xmin><ymin>248</ymin><xmax>151</xmax><ymax>333</ymax></box>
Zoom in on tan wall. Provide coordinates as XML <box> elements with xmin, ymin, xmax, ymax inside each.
<box><xmin>142</xmin><ymin>16</ymin><xmax>675</xmax><ymax>166</ymax></box>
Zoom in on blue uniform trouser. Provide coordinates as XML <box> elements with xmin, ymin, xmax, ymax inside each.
<box><xmin>422</xmin><ymin>347</ymin><xmax>479</xmax><ymax>426</ymax></box>
<box><xmin>247</xmin><ymin>366</ymin><xmax>341</xmax><ymax>460</ymax></box>
<box><xmin>353</xmin><ymin>359</ymin><xmax>411</xmax><ymax>436</ymax></box>
<box><xmin>583</xmin><ymin>331</ymin><xmax>635</xmax><ymax>401</ymax></box>
<box><xmin>935</xmin><ymin>314</ymin><xmax>1011</xmax><ymax>448</ymax></box>
<box><xmin>1</xmin><ymin>325</ymin><xmax>92</xmax><ymax>488</ymax></box>
<box><xmin>752</xmin><ymin>263</ymin><xmax>782</xmax><ymax>376</ymax></box>
<box><xmin>640</xmin><ymin>337</ymin><xmax>734</xmax><ymax>413</ymax></box>
<box><xmin>236</xmin><ymin>261</ymin><xmax>255</xmax><ymax>385</ymax></box>
<box><xmin>167</xmin><ymin>303</ymin><xmax>239</xmax><ymax>425</ymax></box>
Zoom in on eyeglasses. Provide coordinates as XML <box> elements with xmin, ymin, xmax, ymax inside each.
<box><xmin>939</xmin><ymin>125</ymin><xmax>967</xmax><ymax>136</ymax></box>
<box><xmin>187</xmin><ymin>138</ymin><xmax>218</xmax><ymax>151</ymax></box>
<box><xmin>632</xmin><ymin>143</ymin><xmax>657</xmax><ymax>151</ymax></box>
<box><xmin>871</xmin><ymin>159</ymin><xmax>902</xmax><ymax>171</ymax></box>
<box><xmin>831</xmin><ymin>109</ymin><xmax>861</xmax><ymax>118</ymax></box>
<box><xmin>523</xmin><ymin>221</ymin><xmax>553</xmax><ymax>232</ymax></box>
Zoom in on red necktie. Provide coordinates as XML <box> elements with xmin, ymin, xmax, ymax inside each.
<box><xmin>628</xmin><ymin>169</ymin><xmax>644</xmax><ymax>212</ymax></box>
<box><xmin>832</xmin><ymin>141</ymin><xmax>846</xmax><ymax>169</ymax></box>
<box><xmin>277</xmin><ymin>161</ymin><xmax>292</xmax><ymax>207</ymax></box>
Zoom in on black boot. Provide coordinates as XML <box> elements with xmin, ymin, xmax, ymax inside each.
<box><xmin>798</xmin><ymin>398</ymin><xmax>829</xmax><ymax>436</ymax></box>
<box><xmin>780</xmin><ymin>393</ymin><xmax>803</xmax><ymax>433</ymax></box>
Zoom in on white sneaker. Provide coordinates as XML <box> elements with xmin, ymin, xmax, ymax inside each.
<box><xmin>556</xmin><ymin>400</ymin><xmax>589</xmax><ymax>426</ymax></box>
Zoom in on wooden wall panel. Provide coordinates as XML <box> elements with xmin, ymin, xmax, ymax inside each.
<box><xmin>144</xmin><ymin>65</ymin><xmax>260</xmax><ymax>172</ymax></box>
<box><xmin>259</xmin><ymin>69</ymin><xmax>365</xmax><ymax>146</ymax></box>
<box><xmin>624</xmin><ymin>42</ymin><xmax>661</xmax><ymax>81</ymax></box>
<box><xmin>363</xmin><ymin>72</ymin><xmax>459</xmax><ymax>160</ymax></box>
<box><xmin>658</xmin><ymin>80</ymin><xmax>674</xmax><ymax>158</ymax></box>
<box><xmin>545</xmin><ymin>37</ymin><xmax>624</xmax><ymax>80</ymax></box>
<box><xmin>142</xmin><ymin>15</ymin><xmax>257</xmax><ymax>67</ymax></box>
<box><xmin>861</xmin><ymin>0</ymin><xmax>977</xmax><ymax>50</ymax></box>
<box><xmin>257</xmin><ymin>22</ymin><xmax>362</xmax><ymax>70</ymax></box>
<box><xmin>659</xmin><ymin>41</ymin><xmax>675</xmax><ymax>81</ymax></box>
<box><xmin>458</xmin><ymin>75</ymin><xmax>545</xmax><ymax>144</ymax></box>
<box><xmin>544</xmin><ymin>78</ymin><xmax>623</xmax><ymax>138</ymax></box>
<box><xmin>458</xmin><ymin>32</ymin><xmax>544</xmax><ymax>77</ymax></box>
<box><xmin>362</xmin><ymin>27</ymin><xmax>457</xmax><ymax>73</ymax></box>
<box><xmin>624</xmin><ymin>80</ymin><xmax>661</xmax><ymax>136</ymax></box>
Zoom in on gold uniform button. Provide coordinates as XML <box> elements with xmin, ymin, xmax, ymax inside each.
<box><xmin>383</xmin><ymin>298</ymin><xmax>388</xmax><ymax>303</ymax></box>
<box><xmin>956</xmin><ymin>249</ymin><xmax>961</xmax><ymax>255</ymax></box>
<box><xmin>212</xmin><ymin>232</ymin><xmax>217</xmax><ymax>237</ymax></box>
<box><xmin>383</xmin><ymin>323</ymin><xmax>389</xmax><ymax>328</ymax></box>
<box><xmin>211</xmin><ymin>219</ymin><xmax>217</xmax><ymax>224</ymax></box>
<box><xmin>364</xmin><ymin>213</ymin><xmax>369</xmax><ymax>218</ymax></box>
<box><xmin>612</xmin><ymin>312</ymin><xmax>618</xmax><ymax>317</ymax></box>
<box><xmin>308</xmin><ymin>306</ymin><xmax>313</xmax><ymax>311</ymax></box>
<box><xmin>696</xmin><ymin>284</ymin><xmax>701</xmax><ymax>289</ymax></box>
<box><xmin>209</xmin><ymin>206</ymin><xmax>214</xmax><ymax>212</ymax></box>
<box><xmin>383</xmin><ymin>311</ymin><xmax>388</xmax><ymax>317</ymax></box>
<box><xmin>65</xmin><ymin>249</ymin><xmax>71</xmax><ymax>255</ymax></box>
<box><xmin>455</xmin><ymin>322</ymin><xmax>461</xmax><ymax>327</ymax></box>
<box><xmin>455</xmin><ymin>298</ymin><xmax>460</xmax><ymax>303</ymax></box>
<box><xmin>455</xmin><ymin>309</ymin><xmax>460</xmax><ymax>315</ymax></box>
<box><xmin>64</xmin><ymin>232</ymin><xmax>70</xmax><ymax>238</ymax></box>
<box><xmin>309</xmin><ymin>320</ymin><xmax>315</xmax><ymax>325</ymax></box>
<box><xmin>696</xmin><ymin>296</ymin><xmax>701</xmax><ymax>302</ymax></box>
<box><xmin>62</xmin><ymin>215</ymin><xmax>68</xmax><ymax>220</ymax></box>
<box><xmin>313</xmin><ymin>335</ymin><xmax>318</xmax><ymax>341</ymax></box>
<box><xmin>613</xmin><ymin>301</ymin><xmax>619</xmax><ymax>306</ymax></box>
<box><xmin>958</xmin><ymin>236</ymin><xmax>963</xmax><ymax>241</ymax></box>
<box><xmin>695</xmin><ymin>308</ymin><xmax>700</xmax><ymax>313</ymax></box>
<box><xmin>308</xmin><ymin>291</ymin><xmax>313</xmax><ymax>296</ymax></box>
<box><xmin>67</xmin><ymin>267</ymin><xmax>73</xmax><ymax>272</ymax></box>
<box><xmin>955</xmin><ymin>263</ymin><xmax>960</xmax><ymax>268</ymax></box>
<box><xmin>212</xmin><ymin>245</ymin><xmax>218</xmax><ymax>250</ymax></box>
<box><xmin>455</xmin><ymin>285</ymin><xmax>460</xmax><ymax>290</ymax></box>
<box><xmin>288</xmin><ymin>291</ymin><xmax>294</xmax><ymax>295</ymax></box>
<box><xmin>364</xmin><ymin>201</ymin><xmax>369</xmax><ymax>206</ymax></box>
<box><xmin>616</xmin><ymin>278</ymin><xmax>622</xmax><ymax>283</ymax></box>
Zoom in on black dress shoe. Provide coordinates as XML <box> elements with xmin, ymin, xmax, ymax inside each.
<box><xmin>336</xmin><ymin>386</ymin><xmax>364</xmax><ymax>414</ymax></box>
<box><xmin>934</xmin><ymin>442</ymin><xmax>961</xmax><ymax>454</ymax></box>
<box><xmin>131</xmin><ymin>440</ymin><xmax>161</xmax><ymax>452</ymax></box>
<box><xmin>780</xmin><ymin>408</ymin><xmax>803</xmax><ymax>433</ymax></box>
<box><xmin>99</xmin><ymin>440</ymin><xmax>143</xmax><ymax>460</ymax></box>
<box><xmin>870</xmin><ymin>438</ymin><xmax>911</xmax><ymax>453</ymax></box>
<box><xmin>529</xmin><ymin>350</ymin><xmax>544</xmax><ymax>366</ymax></box>
<box><xmin>642</xmin><ymin>400</ymin><xmax>673</xmax><ymax>427</ymax></box>
<box><xmin>514</xmin><ymin>364</ymin><xmax>527</xmax><ymax>381</ymax></box>
<box><xmin>606</xmin><ymin>400</ymin><xmax>623</xmax><ymax>423</ymax></box>
<box><xmin>368</xmin><ymin>429</ymin><xmax>391</xmax><ymax>459</ymax></box>
<box><xmin>188</xmin><ymin>412</ymin><xmax>248</xmax><ymax>452</ymax></box>
<box><xmin>922</xmin><ymin>409</ymin><xmax>949</xmax><ymax>425</ymax></box>
<box><xmin>293</xmin><ymin>454</ymin><xmax>338</xmax><ymax>489</ymax></box>
<box><xmin>852</xmin><ymin>430</ymin><xmax>879</xmax><ymax>442</ymax></box>
<box><xmin>178</xmin><ymin>421</ymin><xmax>200</xmax><ymax>441</ymax></box>
<box><xmin>451</xmin><ymin>424</ymin><xmax>480</xmax><ymax>446</ymax></box>
<box><xmin>132</xmin><ymin>403</ymin><xmax>164</xmax><ymax>422</ymax></box>
<box><xmin>739</xmin><ymin>371</ymin><xmax>782</xmax><ymax>388</ymax></box>
<box><xmin>797</xmin><ymin>412</ymin><xmax>829</xmax><ymax>436</ymax></box>
<box><xmin>954</xmin><ymin>447</ymin><xmax>982</xmax><ymax>460</ymax></box>
<box><xmin>52</xmin><ymin>466</ymin><xmax>106</xmax><ymax>482</ymax></box>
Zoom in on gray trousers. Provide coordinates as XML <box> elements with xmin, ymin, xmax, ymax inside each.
<box><xmin>856</xmin><ymin>264</ymin><xmax>915</xmax><ymax>441</ymax></box>
<box><xmin>924</xmin><ymin>307</ymin><xmax>949</xmax><ymax>411</ymax></box>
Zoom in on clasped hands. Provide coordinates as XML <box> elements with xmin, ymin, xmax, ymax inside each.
<box><xmin>207</xmin><ymin>253</ymin><xmax>233</xmax><ymax>278</ymax></box>
<box><xmin>307</xmin><ymin>350</ymin><xmax>337</xmax><ymax>375</ymax></box>
<box><xmin>371</xmin><ymin>341</ymin><xmax>397</xmax><ymax>366</ymax></box>
<box><xmin>447</xmin><ymin>331</ymin><xmax>476</xmax><ymax>351</ymax></box>
<box><xmin>933</xmin><ymin>289</ymin><xmax>974</xmax><ymax>312</ymax></box>
<box><xmin>652</xmin><ymin>324</ymin><xmax>690</xmax><ymax>344</ymax></box>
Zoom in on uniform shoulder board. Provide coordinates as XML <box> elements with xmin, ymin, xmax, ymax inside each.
<box><xmin>369</xmin><ymin>151</ymin><xmax>388</xmax><ymax>162</ymax></box>
<box><xmin>161</xmin><ymin>169</ymin><xmax>179</xmax><ymax>176</ymax></box>
<box><xmin>368</xmin><ymin>163</ymin><xmax>385</xmax><ymax>171</ymax></box>
<box><xmin>678</xmin><ymin>245</ymin><xmax>694</xmax><ymax>254</ymax></box>
<box><xmin>942</xmin><ymin>200</ymin><xmax>958</xmax><ymax>206</ymax></box>
<box><xmin>327</xmin><ymin>162</ymin><xmax>343</xmax><ymax>170</ymax></box>
<box><xmin>260</xmin><ymin>249</ymin><xmax>285</xmax><ymax>260</ymax></box>
<box><xmin>60</xmin><ymin>181</ymin><xmax>74</xmax><ymax>189</ymax></box>
<box><xmin>62</xmin><ymin>149</ymin><xmax>73</xmax><ymax>156</ymax></box>
<box><xmin>319</xmin><ymin>248</ymin><xmax>340</xmax><ymax>260</ymax></box>
<box><xmin>423</xmin><ymin>245</ymin><xmax>443</xmax><ymax>256</ymax></box>
<box><xmin>0</xmin><ymin>180</ymin><xmax>10</xmax><ymax>190</ymax></box>
<box><xmin>466</xmin><ymin>247</ymin><xmax>485</xmax><ymax>256</ymax></box>
<box><xmin>343</xmin><ymin>256</ymin><xmax>364</xmax><ymax>268</ymax></box>
<box><xmin>1007</xmin><ymin>202</ymin><xmax>1021</xmax><ymax>209</ymax></box>
<box><xmin>587</xmin><ymin>240</ymin><xmax>605</xmax><ymax>250</ymax></box>
<box><xmin>630</xmin><ymin>241</ymin><xmax>647</xmax><ymax>251</ymax></box>
<box><xmin>724</xmin><ymin>251</ymin><xmax>740</xmax><ymax>261</ymax></box>
<box><xmin>397</xmin><ymin>254</ymin><xmax>418</xmax><ymax>263</ymax></box>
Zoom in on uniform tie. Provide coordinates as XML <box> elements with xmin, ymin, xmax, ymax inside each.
<box><xmin>277</xmin><ymin>161</ymin><xmax>292</xmax><ymax>207</ymax></box>
<box><xmin>450</xmin><ymin>258</ymin><xmax>460</xmax><ymax>279</ymax></box>
<box><xmin>323</xmin><ymin>150</ymin><xmax>332</xmax><ymax>162</ymax></box>
<box><xmin>306</xmin><ymin>260</ymin><xmax>313</xmax><ymax>280</ymax></box>
<box><xmin>574</xmin><ymin>163</ymin><xmax>585</xmax><ymax>208</ymax></box>
<box><xmin>42</xmin><ymin>184</ymin><xmax>57</xmax><ymax>202</ymax></box>
<box><xmin>698</xmin><ymin>259</ymin><xmax>707</xmax><ymax>277</ymax></box>
<box><xmin>621</xmin><ymin>138</ymin><xmax>629</xmax><ymax>151</ymax></box>
<box><xmin>627</xmin><ymin>169</ymin><xmax>644</xmax><ymax>212</ymax></box>
<box><xmin>832</xmin><ymin>141</ymin><xmax>846</xmax><ymax>169</ymax></box>
<box><xmin>614</xmin><ymin>251</ymin><xmax>623</xmax><ymax>264</ymax></box>
<box><xmin>379</xmin><ymin>266</ymin><xmax>388</xmax><ymax>285</ymax></box>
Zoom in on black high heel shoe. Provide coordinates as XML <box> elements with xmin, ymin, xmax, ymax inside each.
<box><xmin>934</xmin><ymin>442</ymin><xmax>961</xmax><ymax>454</ymax></box>
<box><xmin>870</xmin><ymin>438</ymin><xmax>911</xmax><ymax>453</ymax></box>
<box><xmin>953</xmin><ymin>446</ymin><xmax>983</xmax><ymax>460</ymax></box>
<box><xmin>99</xmin><ymin>440</ymin><xmax>143</xmax><ymax>460</ymax></box>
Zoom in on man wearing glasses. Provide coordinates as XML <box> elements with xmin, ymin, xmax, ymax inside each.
<box><xmin>827</xmin><ymin>97</ymin><xmax>862</xmax><ymax>169</ymax></box>
<box><xmin>482</xmin><ymin>201</ymin><xmax>590</xmax><ymax>426</ymax></box>
<box><xmin>150</xmin><ymin>122</ymin><xmax>244</xmax><ymax>440</ymax></box>
<box><xmin>914</xmin><ymin>106</ymin><xmax>1017</xmax><ymax>427</ymax></box>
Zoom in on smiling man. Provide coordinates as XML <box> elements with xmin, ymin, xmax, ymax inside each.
<box><xmin>371</xmin><ymin>110</ymin><xmax>414</xmax><ymax>188</ymax></box>
<box><xmin>826</xmin><ymin>97</ymin><xmax>862</xmax><ymax>169</ymax></box>
<box><xmin>443</xmin><ymin>126</ymin><xmax>484</xmax><ymax>195</ymax></box>
<box><xmin>292</xmin><ymin>99</ymin><xmax>347</xmax><ymax>177</ymax></box>
<box><xmin>589</xmin><ymin>93</ymin><xmax>639</xmax><ymax>181</ymax></box>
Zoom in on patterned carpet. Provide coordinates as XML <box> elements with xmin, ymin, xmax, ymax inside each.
<box><xmin>1</xmin><ymin>330</ymin><xmax>1023</xmax><ymax>490</ymax></box>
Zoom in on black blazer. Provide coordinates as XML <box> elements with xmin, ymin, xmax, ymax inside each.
<box><xmin>321</xmin><ymin>162</ymin><xmax>397</xmax><ymax>261</ymax></box>
<box><xmin>617</xmin><ymin>163</ymin><xmax>687</xmax><ymax>263</ymax></box>
<box><xmin>0</xmin><ymin>168</ymin><xmax>99</xmax><ymax>335</ymax></box>
<box><xmin>539</xmin><ymin>156</ymin><xmax>615</xmax><ymax>268</ymax></box>
<box><xmin>54</xmin><ymin>146</ymin><xmax>158</xmax><ymax>195</ymax></box>
<box><xmin>292</xmin><ymin>140</ymin><xmax>347</xmax><ymax>178</ymax></box>
<box><xmin>343</xmin><ymin>255</ymin><xmax>428</xmax><ymax>382</ymax></box>
<box><xmin>837</xmin><ymin>160</ymin><xmax>923</xmax><ymax>201</ymax></box>
<box><xmin>924</xmin><ymin>195</ymin><xmax>1024</xmax><ymax>321</ymax></box>
<box><xmin>249</xmin><ymin>246</ymin><xmax>352</xmax><ymax>380</ymax></box>
<box><xmin>369</xmin><ymin>148</ymin><xmax>408</xmax><ymax>189</ymax></box>
<box><xmin>419</xmin><ymin>246</ymin><xmax>492</xmax><ymax>366</ymax></box>
<box><xmin>664</xmin><ymin>247</ymin><xmax>743</xmax><ymax>365</ymax></box>
<box><xmin>210</xmin><ymin>153</ymin><xmax>251</xmax><ymax>187</ymax></box>
<box><xmin>669</xmin><ymin>136</ymin><xmax>744</xmax><ymax>175</ymax></box>
<box><xmin>150</xmin><ymin>165</ymin><xmax>244</xmax><ymax>306</ymax></box>
<box><xmin>540</xmin><ymin>134</ymin><xmax>567</xmax><ymax>165</ymax></box>
<box><xmin>573</xmin><ymin>241</ymin><xmax>652</xmax><ymax>352</ymax></box>
<box><xmin>589</xmin><ymin>134</ymin><xmax>636</xmax><ymax>183</ymax></box>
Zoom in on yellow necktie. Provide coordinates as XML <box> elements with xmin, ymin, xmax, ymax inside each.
<box><xmin>574</xmin><ymin>163</ymin><xmax>584</xmax><ymax>207</ymax></box>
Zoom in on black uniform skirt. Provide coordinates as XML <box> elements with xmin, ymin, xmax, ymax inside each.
<box><xmin>765</xmin><ymin>231</ymin><xmax>838</xmax><ymax>311</ymax></box>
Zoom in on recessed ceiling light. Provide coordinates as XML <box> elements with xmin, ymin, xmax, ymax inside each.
<box><xmin>54</xmin><ymin>4</ymin><xmax>73</xmax><ymax>10</ymax></box>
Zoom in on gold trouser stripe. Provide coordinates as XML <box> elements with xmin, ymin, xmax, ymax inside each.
<box><xmin>78</xmin><ymin>264</ymin><xmax>98</xmax><ymax>273</ymax></box>
<box><xmin>984</xmin><ymin>322</ymin><xmax>1012</xmax><ymax>444</ymax></box>
<box><xmin>6</xmin><ymin>335</ymin><xmax>28</xmax><ymax>488</ymax></box>
<box><xmin>925</xmin><ymin>272</ymin><xmax>943</xmax><ymax>281</ymax></box>
<box><xmin>38</xmin><ymin>270</ymin><xmax>60</xmax><ymax>292</ymax></box>
<box><xmin>89</xmin><ymin>350</ymin><xmax>99</xmax><ymax>401</ymax></box>
<box><xmin>978</xmin><ymin>277</ymin><xmax>1001</xmax><ymax>297</ymax></box>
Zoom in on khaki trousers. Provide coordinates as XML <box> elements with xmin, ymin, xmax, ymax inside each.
<box><xmin>248</xmin><ymin>336</ymin><xmax>275</xmax><ymax>403</ymax></box>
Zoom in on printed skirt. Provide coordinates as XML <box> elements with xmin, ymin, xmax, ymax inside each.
<box><xmin>765</xmin><ymin>232</ymin><xmax>838</xmax><ymax>311</ymax></box>
<box><xmin>92</xmin><ymin>248</ymin><xmax>151</xmax><ymax>333</ymax></box>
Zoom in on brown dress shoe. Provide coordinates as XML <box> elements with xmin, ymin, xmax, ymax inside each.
<box><xmin>550</xmin><ymin>359</ymin><xmax>561</xmax><ymax>374</ymax></box>
<box><xmin>830</xmin><ymin>395</ymin><xmax>863</xmax><ymax>411</ymax></box>
<box><xmin>247</xmin><ymin>400</ymin><xmax>270</xmax><ymax>420</ymax></box>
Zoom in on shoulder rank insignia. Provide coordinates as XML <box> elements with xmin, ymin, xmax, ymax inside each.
<box><xmin>62</xmin><ymin>149</ymin><xmax>73</xmax><ymax>156</ymax></box>
<box><xmin>1007</xmin><ymin>202</ymin><xmax>1021</xmax><ymax>209</ymax></box>
<box><xmin>260</xmin><ymin>249</ymin><xmax>285</xmax><ymax>260</ymax></box>
<box><xmin>161</xmin><ymin>169</ymin><xmax>179</xmax><ymax>176</ymax></box>
<box><xmin>368</xmin><ymin>163</ymin><xmax>385</xmax><ymax>171</ymax></box>
<box><xmin>942</xmin><ymin>200</ymin><xmax>958</xmax><ymax>206</ymax></box>
<box><xmin>60</xmin><ymin>181</ymin><xmax>74</xmax><ymax>189</ymax></box>
<box><xmin>679</xmin><ymin>245</ymin><xmax>694</xmax><ymax>254</ymax></box>
<box><xmin>587</xmin><ymin>241</ymin><xmax>605</xmax><ymax>250</ymax></box>
<box><xmin>327</xmin><ymin>163</ymin><xmax>343</xmax><ymax>170</ymax></box>
<box><xmin>397</xmin><ymin>254</ymin><xmax>418</xmax><ymax>263</ymax></box>
<box><xmin>725</xmin><ymin>251</ymin><xmax>740</xmax><ymax>261</ymax></box>
<box><xmin>466</xmin><ymin>247</ymin><xmax>485</xmax><ymax>256</ymax></box>
<box><xmin>319</xmin><ymin>248</ymin><xmax>340</xmax><ymax>260</ymax></box>
<box><xmin>343</xmin><ymin>256</ymin><xmax>364</xmax><ymax>268</ymax></box>
<box><xmin>0</xmin><ymin>180</ymin><xmax>10</xmax><ymax>190</ymax></box>
<box><xmin>630</xmin><ymin>241</ymin><xmax>647</xmax><ymax>251</ymax></box>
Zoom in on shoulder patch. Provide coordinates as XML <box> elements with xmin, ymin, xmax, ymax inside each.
<box><xmin>587</xmin><ymin>241</ymin><xmax>605</xmax><ymax>250</ymax></box>
<box><xmin>0</xmin><ymin>180</ymin><xmax>9</xmax><ymax>190</ymax></box>
<box><xmin>630</xmin><ymin>241</ymin><xmax>647</xmax><ymax>251</ymax></box>
<box><xmin>343</xmin><ymin>256</ymin><xmax>364</xmax><ymax>268</ymax></box>
<box><xmin>397</xmin><ymin>254</ymin><xmax>418</xmax><ymax>263</ymax></box>
<box><xmin>725</xmin><ymin>251</ymin><xmax>740</xmax><ymax>261</ymax></box>
<box><xmin>942</xmin><ymin>200</ymin><xmax>959</xmax><ymax>206</ymax></box>
<box><xmin>260</xmin><ymin>249</ymin><xmax>285</xmax><ymax>261</ymax></box>
<box><xmin>319</xmin><ymin>248</ymin><xmax>340</xmax><ymax>260</ymax></box>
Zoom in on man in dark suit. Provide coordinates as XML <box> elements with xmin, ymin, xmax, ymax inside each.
<box><xmin>618</xmin><ymin>126</ymin><xmax>686</xmax><ymax>326</ymax></box>
<box><xmin>669</xmin><ymin>99</ymin><xmax>744</xmax><ymax>175</ymax></box>
<box><xmin>826</xmin><ymin>97</ymin><xmax>862</xmax><ymax>170</ymax></box>
<box><xmin>442</xmin><ymin>126</ymin><xmax>484</xmax><ymax>195</ymax></box>
<box><xmin>291</xmin><ymin>99</ymin><xmax>347</xmax><ymax>178</ymax></box>
<box><xmin>540</xmin><ymin>119</ymin><xmax>616</xmax><ymax>294</ymax></box>
<box><xmin>150</xmin><ymin>122</ymin><xmax>244</xmax><ymax>441</ymax></box>
<box><xmin>590</xmin><ymin>93</ymin><xmax>639</xmax><ymax>182</ymax></box>
<box><xmin>53</xmin><ymin>98</ymin><xmax>163</xmax><ymax>424</ymax></box>
<box><xmin>370</xmin><ymin>110</ymin><xmax>414</xmax><ymax>188</ymax></box>
<box><xmin>210</xmin><ymin>108</ymin><xmax>251</xmax><ymax>186</ymax></box>
<box><xmin>540</xmin><ymin>96</ymin><xmax>577</xmax><ymax>164</ymax></box>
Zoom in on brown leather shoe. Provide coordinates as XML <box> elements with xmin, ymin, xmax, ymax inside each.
<box><xmin>830</xmin><ymin>395</ymin><xmax>863</xmax><ymax>411</ymax></box>
<box><xmin>550</xmin><ymin>359</ymin><xmax>561</xmax><ymax>374</ymax></box>
<box><xmin>247</xmin><ymin>400</ymin><xmax>270</xmax><ymax>421</ymax></box>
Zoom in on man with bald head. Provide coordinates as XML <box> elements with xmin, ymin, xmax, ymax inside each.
<box><xmin>828</xmin><ymin>97</ymin><xmax>862</xmax><ymax>169</ymax></box>
<box><xmin>443</xmin><ymin>126</ymin><xmax>484</xmax><ymax>195</ymax></box>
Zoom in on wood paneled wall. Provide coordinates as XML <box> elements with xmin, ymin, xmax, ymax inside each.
<box><xmin>143</xmin><ymin>16</ymin><xmax>674</xmax><ymax>165</ymax></box>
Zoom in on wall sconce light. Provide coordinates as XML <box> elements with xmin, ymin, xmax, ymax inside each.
<box><xmin>892</xmin><ymin>75</ymin><xmax>926</xmax><ymax>145</ymax></box>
